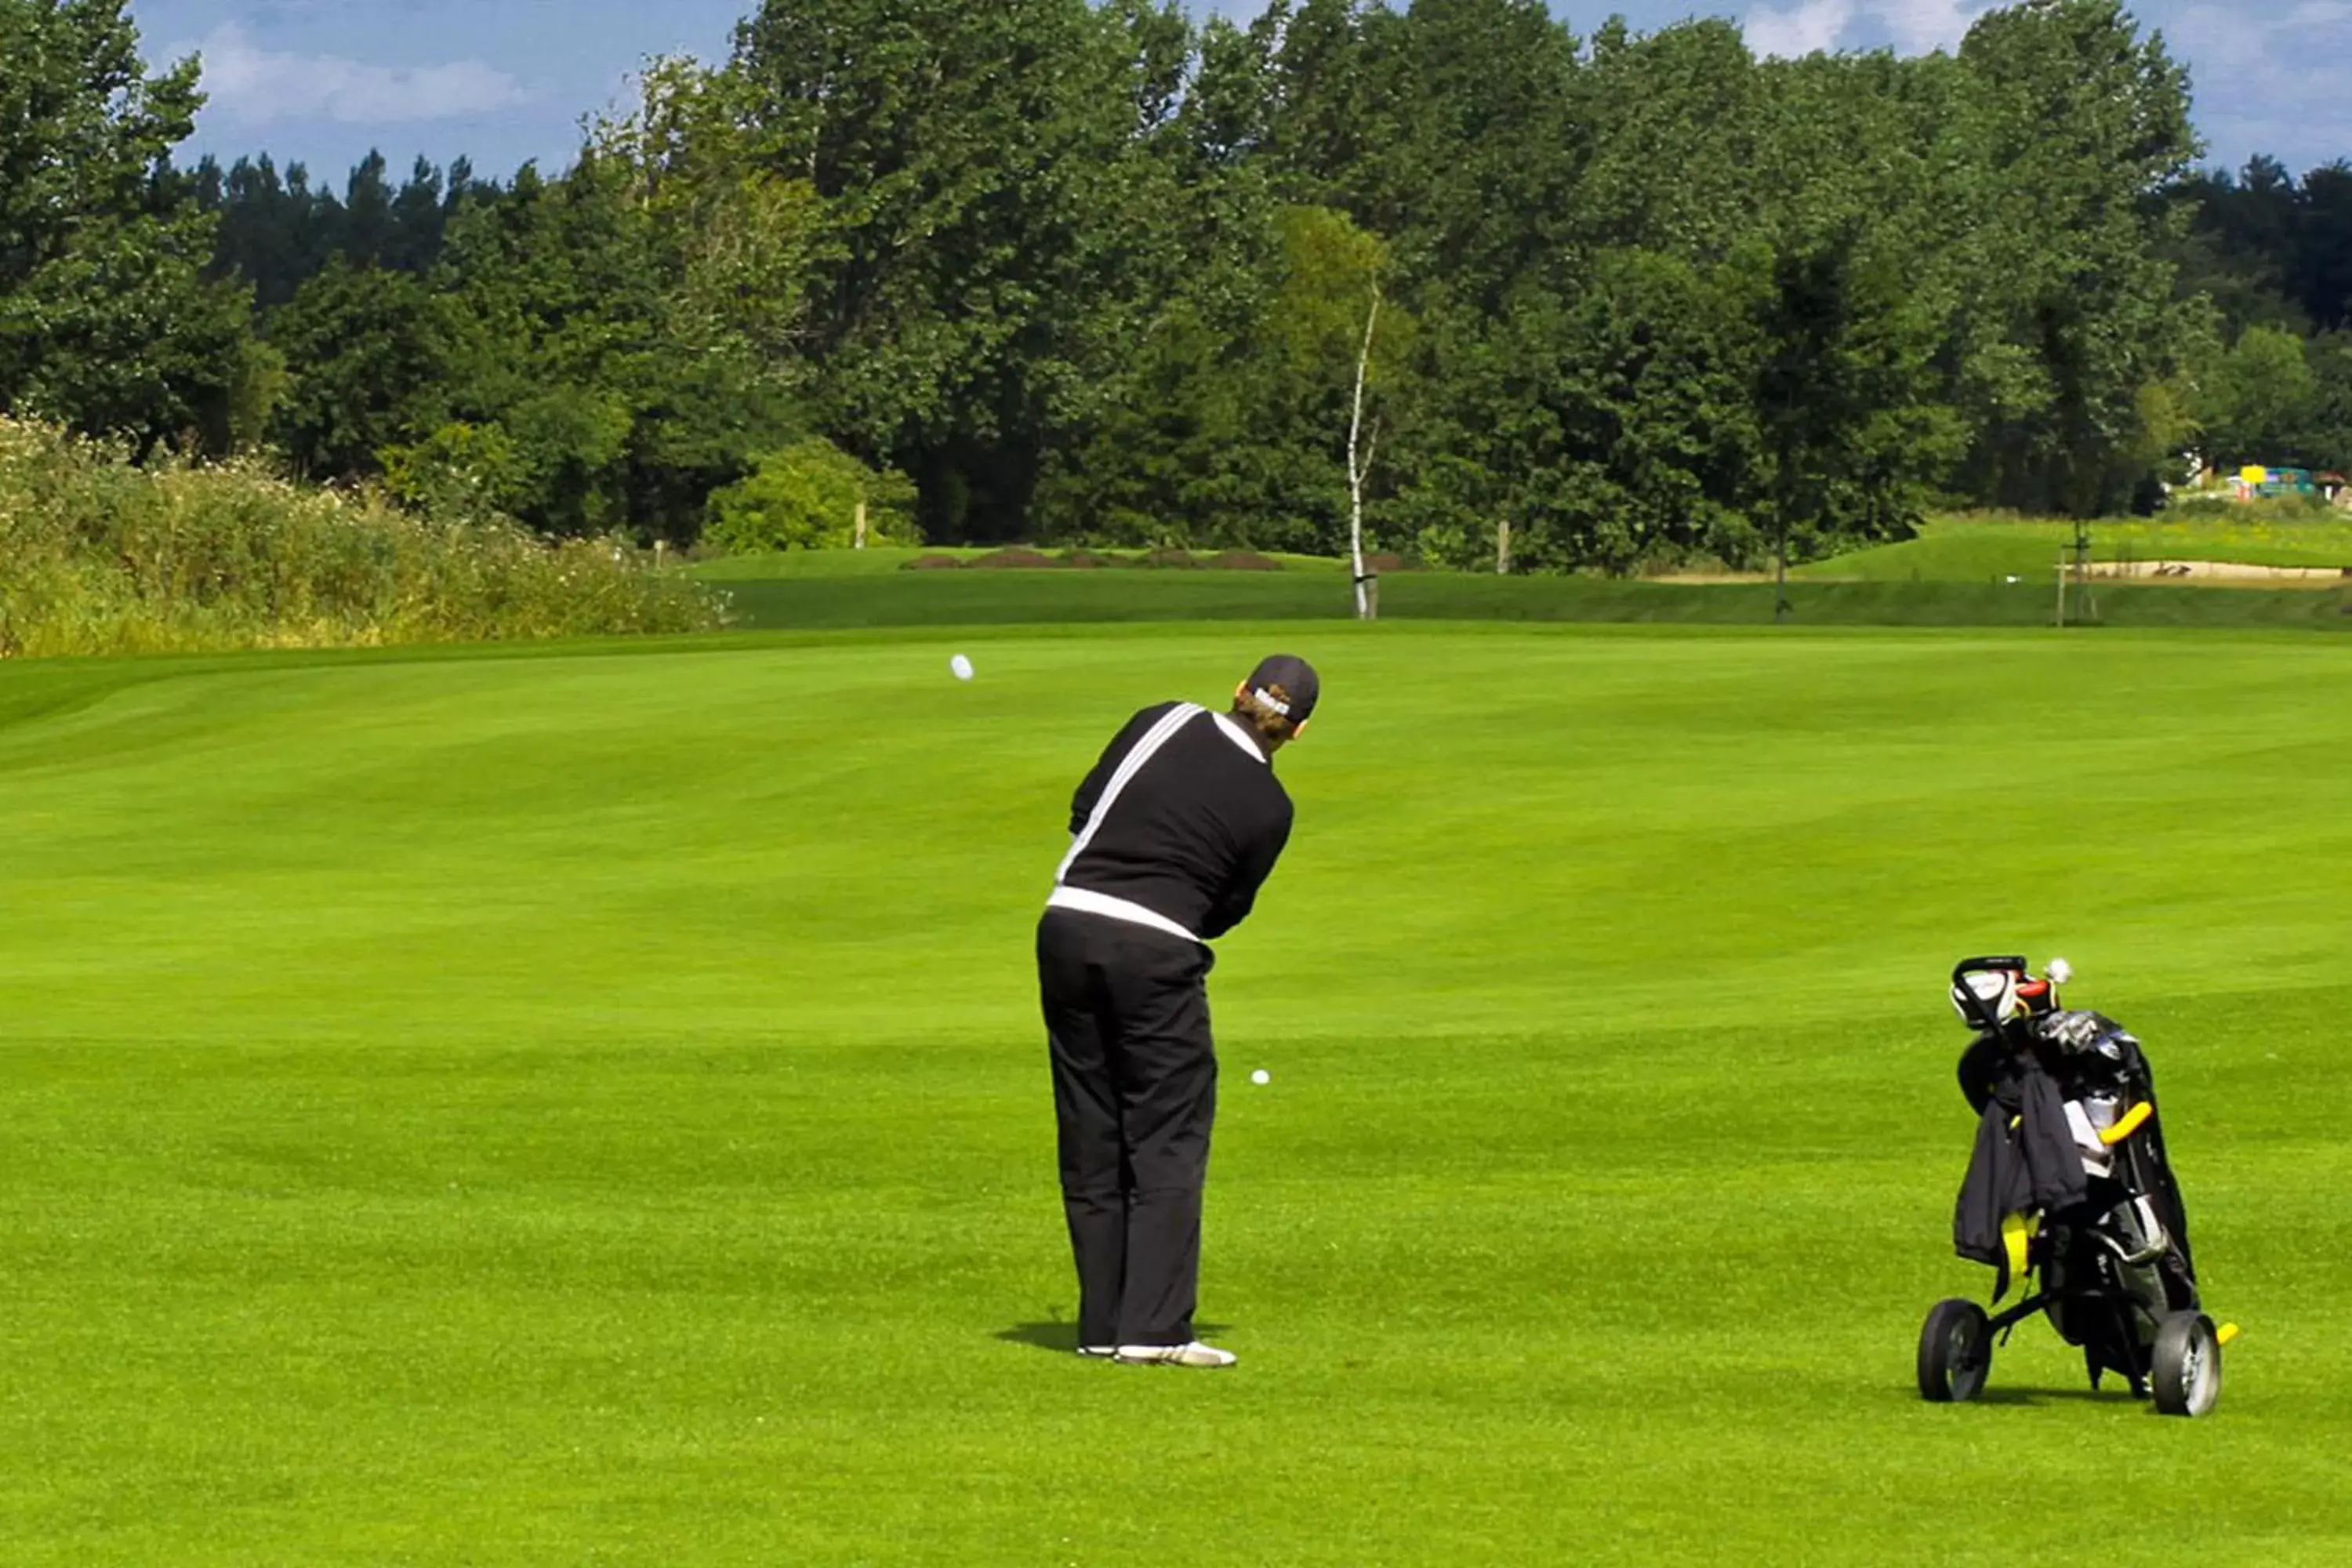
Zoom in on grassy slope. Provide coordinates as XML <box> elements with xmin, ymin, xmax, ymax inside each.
<box><xmin>1798</xmin><ymin>515</ymin><xmax>2352</xmax><ymax>582</ymax></box>
<box><xmin>5</xmin><ymin>627</ymin><xmax>2352</xmax><ymax>1563</ymax></box>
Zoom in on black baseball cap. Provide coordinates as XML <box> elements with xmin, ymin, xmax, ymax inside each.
<box><xmin>1244</xmin><ymin>654</ymin><xmax>1319</xmax><ymax>725</ymax></box>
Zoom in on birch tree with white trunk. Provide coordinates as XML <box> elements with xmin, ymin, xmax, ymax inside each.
<box><xmin>1348</xmin><ymin>282</ymin><xmax>1382</xmax><ymax>621</ymax></box>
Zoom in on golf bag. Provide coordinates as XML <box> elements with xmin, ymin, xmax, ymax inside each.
<box><xmin>1918</xmin><ymin>957</ymin><xmax>2228</xmax><ymax>1417</ymax></box>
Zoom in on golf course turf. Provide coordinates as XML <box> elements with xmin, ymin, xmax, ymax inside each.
<box><xmin>4</xmin><ymin>622</ymin><xmax>2350</xmax><ymax>1563</ymax></box>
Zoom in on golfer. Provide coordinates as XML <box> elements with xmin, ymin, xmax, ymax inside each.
<box><xmin>1036</xmin><ymin>655</ymin><xmax>1317</xmax><ymax>1367</ymax></box>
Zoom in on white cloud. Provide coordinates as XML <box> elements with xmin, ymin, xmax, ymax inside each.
<box><xmin>178</xmin><ymin>23</ymin><xmax>535</xmax><ymax>127</ymax></box>
<box><xmin>1747</xmin><ymin>0</ymin><xmax>1857</xmax><ymax>60</ymax></box>
<box><xmin>1744</xmin><ymin>0</ymin><xmax>1994</xmax><ymax>59</ymax></box>
<box><xmin>2170</xmin><ymin>3</ymin><xmax>2352</xmax><ymax>169</ymax></box>
<box><xmin>1878</xmin><ymin>2</ymin><xmax>1989</xmax><ymax>54</ymax></box>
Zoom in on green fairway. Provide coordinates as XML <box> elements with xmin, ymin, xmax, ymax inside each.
<box><xmin>5</xmin><ymin>626</ymin><xmax>2350</xmax><ymax>1564</ymax></box>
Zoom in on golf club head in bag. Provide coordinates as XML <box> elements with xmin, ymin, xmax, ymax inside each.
<box><xmin>1949</xmin><ymin>955</ymin><xmax>2068</xmax><ymax>1033</ymax></box>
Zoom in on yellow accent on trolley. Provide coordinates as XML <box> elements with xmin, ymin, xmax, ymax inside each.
<box><xmin>2099</xmin><ymin>1103</ymin><xmax>2154</xmax><ymax>1146</ymax></box>
<box><xmin>2002</xmin><ymin>1210</ymin><xmax>2036</xmax><ymax>1284</ymax></box>
<box><xmin>2217</xmin><ymin>1323</ymin><xmax>2241</xmax><ymax>1347</ymax></box>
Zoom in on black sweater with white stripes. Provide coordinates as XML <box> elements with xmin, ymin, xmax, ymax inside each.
<box><xmin>1055</xmin><ymin>702</ymin><xmax>1295</xmax><ymax>942</ymax></box>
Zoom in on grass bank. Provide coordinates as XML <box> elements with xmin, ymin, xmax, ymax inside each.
<box><xmin>707</xmin><ymin>568</ymin><xmax>2352</xmax><ymax>630</ymax></box>
<box><xmin>686</xmin><ymin>522</ymin><xmax>2352</xmax><ymax>633</ymax></box>
<box><xmin>1798</xmin><ymin>513</ymin><xmax>2352</xmax><ymax>583</ymax></box>
<box><xmin>0</xmin><ymin>420</ymin><xmax>721</xmax><ymax>657</ymax></box>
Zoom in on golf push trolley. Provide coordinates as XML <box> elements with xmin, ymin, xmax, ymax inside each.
<box><xmin>1916</xmin><ymin>956</ymin><xmax>2236</xmax><ymax>1417</ymax></box>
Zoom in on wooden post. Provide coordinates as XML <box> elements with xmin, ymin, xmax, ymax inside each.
<box><xmin>1497</xmin><ymin>517</ymin><xmax>1512</xmax><ymax>575</ymax></box>
<box><xmin>1773</xmin><ymin>518</ymin><xmax>1791</xmax><ymax>623</ymax></box>
<box><xmin>854</xmin><ymin>499</ymin><xmax>868</xmax><ymax>550</ymax></box>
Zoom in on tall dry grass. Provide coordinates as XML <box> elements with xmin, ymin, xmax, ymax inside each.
<box><xmin>0</xmin><ymin>420</ymin><xmax>724</xmax><ymax>658</ymax></box>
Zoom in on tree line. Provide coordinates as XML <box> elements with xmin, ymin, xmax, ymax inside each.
<box><xmin>2</xmin><ymin>0</ymin><xmax>2345</xmax><ymax>572</ymax></box>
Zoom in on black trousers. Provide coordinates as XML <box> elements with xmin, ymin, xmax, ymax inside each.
<box><xmin>1036</xmin><ymin>909</ymin><xmax>1218</xmax><ymax>1348</ymax></box>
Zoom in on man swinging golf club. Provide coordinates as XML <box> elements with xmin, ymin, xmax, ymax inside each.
<box><xmin>1036</xmin><ymin>655</ymin><xmax>1318</xmax><ymax>1367</ymax></box>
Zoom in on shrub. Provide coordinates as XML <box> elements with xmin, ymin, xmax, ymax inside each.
<box><xmin>379</xmin><ymin>422</ymin><xmax>533</xmax><ymax>519</ymax></box>
<box><xmin>0</xmin><ymin>419</ymin><xmax>724</xmax><ymax>657</ymax></box>
<box><xmin>703</xmin><ymin>438</ymin><xmax>917</xmax><ymax>554</ymax></box>
<box><xmin>2165</xmin><ymin>493</ymin><xmax>2338</xmax><ymax>524</ymax></box>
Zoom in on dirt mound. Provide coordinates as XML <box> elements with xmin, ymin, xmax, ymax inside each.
<box><xmin>1363</xmin><ymin>551</ymin><xmax>1422</xmax><ymax>574</ymax></box>
<box><xmin>1145</xmin><ymin>547</ymin><xmax>1199</xmax><ymax>568</ymax></box>
<box><xmin>1208</xmin><ymin>550</ymin><xmax>1282</xmax><ymax>572</ymax></box>
<box><xmin>966</xmin><ymin>547</ymin><xmax>1060</xmax><ymax>570</ymax></box>
<box><xmin>900</xmin><ymin>553</ymin><xmax>964</xmax><ymax>571</ymax></box>
<box><xmin>1061</xmin><ymin>550</ymin><xmax>1118</xmax><ymax>569</ymax></box>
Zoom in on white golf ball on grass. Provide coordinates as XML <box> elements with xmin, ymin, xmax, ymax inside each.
<box><xmin>949</xmin><ymin>653</ymin><xmax>975</xmax><ymax>681</ymax></box>
<box><xmin>1250</xmin><ymin>1069</ymin><xmax>1271</xmax><ymax>1086</ymax></box>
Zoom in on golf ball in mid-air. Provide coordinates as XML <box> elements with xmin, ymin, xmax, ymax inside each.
<box><xmin>1250</xmin><ymin>1069</ymin><xmax>1271</xmax><ymax>1086</ymax></box>
<box><xmin>949</xmin><ymin>653</ymin><xmax>975</xmax><ymax>681</ymax></box>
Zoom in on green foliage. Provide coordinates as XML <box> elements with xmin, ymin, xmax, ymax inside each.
<box><xmin>1748</xmin><ymin>227</ymin><xmax>1960</xmax><ymax>562</ymax></box>
<box><xmin>20</xmin><ymin>0</ymin><xmax>2352</xmax><ymax>579</ymax></box>
<box><xmin>380</xmin><ymin>421</ymin><xmax>531</xmax><ymax>518</ymax></box>
<box><xmin>1947</xmin><ymin>0</ymin><xmax>2203</xmax><ymax>516</ymax></box>
<box><xmin>703</xmin><ymin>439</ymin><xmax>917</xmax><ymax>554</ymax></box>
<box><xmin>0</xmin><ymin>0</ymin><xmax>252</xmax><ymax>452</ymax></box>
<box><xmin>2197</xmin><ymin>325</ymin><xmax>2324</xmax><ymax>467</ymax></box>
<box><xmin>269</xmin><ymin>256</ymin><xmax>458</xmax><ymax>480</ymax></box>
<box><xmin>189</xmin><ymin>150</ymin><xmax>494</xmax><ymax>308</ymax></box>
<box><xmin>728</xmin><ymin>0</ymin><xmax>1196</xmax><ymax>539</ymax></box>
<box><xmin>0</xmin><ymin>419</ymin><xmax>722</xmax><ymax>656</ymax></box>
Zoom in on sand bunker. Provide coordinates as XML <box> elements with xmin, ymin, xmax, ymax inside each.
<box><xmin>2081</xmin><ymin>560</ymin><xmax>2350</xmax><ymax>585</ymax></box>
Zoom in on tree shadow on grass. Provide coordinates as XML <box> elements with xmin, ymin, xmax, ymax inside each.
<box><xmin>995</xmin><ymin>1321</ymin><xmax>1236</xmax><ymax>1355</ymax></box>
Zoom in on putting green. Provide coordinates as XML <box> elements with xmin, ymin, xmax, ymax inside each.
<box><xmin>3</xmin><ymin>626</ymin><xmax>2349</xmax><ymax>1564</ymax></box>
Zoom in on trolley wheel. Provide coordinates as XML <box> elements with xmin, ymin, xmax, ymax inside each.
<box><xmin>2151</xmin><ymin>1312</ymin><xmax>2222</xmax><ymax>1417</ymax></box>
<box><xmin>1918</xmin><ymin>1298</ymin><xmax>1993</xmax><ymax>1403</ymax></box>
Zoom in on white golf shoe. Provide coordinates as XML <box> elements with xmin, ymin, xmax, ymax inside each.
<box><xmin>1076</xmin><ymin>1345</ymin><xmax>1116</xmax><ymax>1359</ymax></box>
<box><xmin>1113</xmin><ymin>1341</ymin><xmax>1237</xmax><ymax>1368</ymax></box>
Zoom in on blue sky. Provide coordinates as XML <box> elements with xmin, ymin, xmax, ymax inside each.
<box><xmin>126</xmin><ymin>2</ymin><xmax>2347</xmax><ymax>186</ymax></box>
